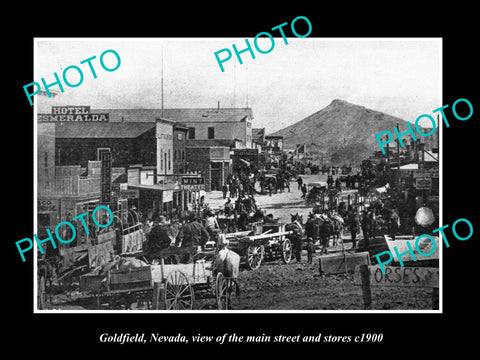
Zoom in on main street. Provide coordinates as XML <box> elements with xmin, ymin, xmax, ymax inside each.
<box><xmin>204</xmin><ymin>172</ymin><xmax>360</xmax><ymax>248</ymax></box>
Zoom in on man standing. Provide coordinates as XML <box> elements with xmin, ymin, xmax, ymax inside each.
<box><xmin>361</xmin><ymin>207</ymin><xmax>375</xmax><ymax>249</ymax></box>
<box><xmin>301</xmin><ymin>183</ymin><xmax>307</xmax><ymax>199</ymax></box>
<box><xmin>222</xmin><ymin>183</ymin><xmax>228</xmax><ymax>199</ymax></box>
<box><xmin>347</xmin><ymin>208</ymin><xmax>360</xmax><ymax>249</ymax></box>
<box><xmin>297</xmin><ymin>175</ymin><xmax>303</xmax><ymax>190</ymax></box>
<box><xmin>287</xmin><ymin>221</ymin><xmax>304</xmax><ymax>263</ymax></box>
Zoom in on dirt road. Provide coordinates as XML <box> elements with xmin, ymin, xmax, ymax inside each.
<box><xmin>44</xmin><ymin>173</ymin><xmax>435</xmax><ymax>311</ymax></box>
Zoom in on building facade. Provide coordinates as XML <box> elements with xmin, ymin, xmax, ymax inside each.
<box><xmin>173</xmin><ymin>124</ymin><xmax>189</xmax><ymax>174</ymax></box>
<box><xmin>94</xmin><ymin>107</ymin><xmax>254</xmax><ymax>148</ymax></box>
<box><xmin>185</xmin><ymin>146</ymin><xmax>230</xmax><ymax>191</ymax></box>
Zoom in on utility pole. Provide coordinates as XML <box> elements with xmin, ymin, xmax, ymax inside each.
<box><xmin>161</xmin><ymin>47</ymin><xmax>164</xmax><ymax>118</ymax></box>
<box><xmin>397</xmin><ymin>123</ymin><xmax>400</xmax><ymax>184</ymax></box>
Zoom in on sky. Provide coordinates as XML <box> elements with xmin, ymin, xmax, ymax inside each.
<box><xmin>35</xmin><ymin>38</ymin><xmax>442</xmax><ymax>133</ymax></box>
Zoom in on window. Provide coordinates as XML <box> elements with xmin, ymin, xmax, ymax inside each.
<box><xmin>168</xmin><ymin>149</ymin><xmax>171</xmax><ymax>170</ymax></box>
<box><xmin>208</xmin><ymin>127</ymin><xmax>215</xmax><ymax>139</ymax></box>
<box><xmin>188</xmin><ymin>127</ymin><xmax>195</xmax><ymax>139</ymax></box>
<box><xmin>182</xmin><ymin>150</ymin><xmax>185</xmax><ymax>160</ymax></box>
<box><xmin>160</xmin><ymin>149</ymin><xmax>163</xmax><ymax>170</ymax></box>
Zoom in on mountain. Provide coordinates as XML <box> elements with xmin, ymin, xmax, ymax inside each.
<box><xmin>269</xmin><ymin>99</ymin><xmax>437</xmax><ymax>166</ymax></box>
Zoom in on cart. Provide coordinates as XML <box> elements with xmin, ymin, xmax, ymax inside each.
<box><xmin>226</xmin><ymin>223</ymin><xmax>293</xmax><ymax>270</ymax></box>
<box><xmin>306</xmin><ymin>182</ymin><xmax>327</xmax><ymax>205</ymax></box>
<box><xmin>80</xmin><ymin>248</ymin><xmax>235</xmax><ymax>310</ymax></box>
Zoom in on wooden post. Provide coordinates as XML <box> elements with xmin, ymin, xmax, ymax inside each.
<box><xmin>359</xmin><ymin>264</ymin><xmax>372</xmax><ymax>310</ymax></box>
<box><xmin>152</xmin><ymin>282</ymin><xmax>163</xmax><ymax>310</ymax></box>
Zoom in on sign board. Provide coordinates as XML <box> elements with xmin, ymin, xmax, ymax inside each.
<box><xmin>163</xmin><ymin>189</ymin><xmax>173</xmax><ymax>203</ymax></box>
<box><xmin>99</xmin><ymin>149</ymin><xmax>112</xmax><ymax>204</ymax></box>
<box><xmin>37</xmin><ymin>199</ymin><xmax>59</xmax><ymax>212</ymax></box>
<box><xmin>181</xmin><ymin>177</ymin><xmax>205</xmax><ymax>185</ymax></box>
<box><xmin>181</xmin><ymin>177</ymin><xmax>205</xmax><ymax>190</ymax></box>
<box><xmin>354</xmin><ymin>265</ymin><xmax>439</xmax><ymax>288</ymax></box>
<box><xmin>414</xmin><ymin>168</ymin><xmax>439</xmax><ymax>178</ymax></box>
<box><xmin>38</xmin><ymin>106</ymin><xmax>109</xmax><ymax>122</ymax></box>
<box><xmin>384</xmin><ymin>235</ymin><xmax>440</xmax><ymax>262</ymax></box>
<box><xmin>118</xmin><ymin>189</ymin><xmax>139</xmax><ymax>199</ymax></box>
<box><xmin>415</xmin><ymin>177</ymin><xmax>432</xmax><ymax>190</ymax></box>
<box><xmin>354</xmin><ymin>264</ymin><xmax>439</xmax><ymax>310</ymax></box>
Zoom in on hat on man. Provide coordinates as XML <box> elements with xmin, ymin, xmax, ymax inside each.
<box><xmin>158</xmin><ymin>215</ymin><xmax>167</xmax><ymax>224</ymax></box>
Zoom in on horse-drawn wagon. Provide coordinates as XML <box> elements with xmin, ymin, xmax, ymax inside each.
<box><xmin>226</xmin><ymin>222</ymin><xmax>293</xmax><ymax>270</ymax></box>
<box><xmin>306</xmin><ymin>181</ymin><xmax>328</xmax><ymax>206</ymax></box>
<box><xmin>80</xmin><ymin>248</ymin><xmax>238</xmax><ymax>310</ymax></box>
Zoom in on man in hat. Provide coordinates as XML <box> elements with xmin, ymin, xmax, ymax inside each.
<box><xmin>204</xmin><ymin>209</ymin><xmax>220</xmax><ymax>243</ymax></box>
<box><xmin>361</xmin><ymin>207</ymin><xmax>375</xmax><ymax>249</ymax></box>
<box><xmin>346</xmin><ymin>208</ymin><xmax>360</xmax><ymax>249</ymax></box>
<box><xmin>175</xmin><ymin>212</ymin><xmax>210</xmax><ymax>263</ymax></box>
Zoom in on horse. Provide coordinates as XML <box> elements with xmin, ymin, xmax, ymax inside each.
<box><xmin>213</xmin><ymin>247</ymin><xmax>241</xmax><ymax>309</ymax></box>
<box><xmin>328</xmin><ymin>213</ymin><xmax>344</xmax><ymax>246</ymax></box>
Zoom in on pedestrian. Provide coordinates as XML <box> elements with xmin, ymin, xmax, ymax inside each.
<box><xmin>288</xmin><ymin>223</ymin><xmax>303</xmax><ymax>263</ymax></box>
<box><xmin>347</xmin><ymin>208</ymin><xmax>360</xmax><ymax>249</ymax></box>
<box><xmin>297</xmin><ymin>175</ymin><xmax>303</xmax><ymax>190</ymax></box>
<box><xmin>230</xmin><ymin>183</ymin><xmax>237</xmax><ymax>198</ymax></box>
<box><xmin>335</xmin><ymin>177</ymin><xmax>341</xmax><ymax>191</ymax></box>
<box><xmin>285</xmin><ymin>178</ymin><xmax>290</xmax><ymax>192</ymax></box>
<box><xmin>301</xmin><ymin>183</ymin><xmax>307</xmax><ymax>199</ymax></box>
<box><xmin>306</xmin><ymin>237</ymin><xmax>315</xmax><ymax>264</ymax></box>
<box><xmin>222</xmin><ymin>183</ymin><xmax>228</xmax><ymax>199</ymax></box>
<box><xmin>361</xmin><ymin>208</ymin><xmax>374</xmax><ymax>249</ymax></box>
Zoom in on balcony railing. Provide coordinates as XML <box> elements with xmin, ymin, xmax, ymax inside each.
<box><xmin>38</xmin><ymin>176</ymin><xmax>101</xmax><ymax>196</ymax></box>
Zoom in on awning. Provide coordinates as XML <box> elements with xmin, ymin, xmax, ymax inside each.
<box><xmin>128</xmin><ymin>183</ymin><xmax>178</xmax><ymax>191</ymax></box>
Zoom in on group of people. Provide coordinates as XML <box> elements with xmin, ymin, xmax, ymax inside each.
<box><xmin>344</xmin><ymin>206</ymin><xmax>377</xmax><ymax>249</ymax></box>
<box><xmin>224</xmin><ymin>173</ymin><xmax>256</xmax><ymax>199</ymax></box>
<box><xmin>144</xmin><ymin>210</ymin><xmax>220</xmax><ymax>264</ymax></box>
<box><xmin>258</xmin><ymin>171</ymin><xmax>291</xmax><ymax>195</ymax></box>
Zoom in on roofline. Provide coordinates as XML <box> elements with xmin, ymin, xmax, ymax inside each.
<box><xmin>156</xmin><ymin>117</ymin><xmax>177</xmax><ymax>125</ymax></box>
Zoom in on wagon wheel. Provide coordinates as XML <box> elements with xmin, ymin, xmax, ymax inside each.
<box><xmin>246</xmin><ymin>244</ymin><xmax>264</xmax><ymax>270</ymax></box>
<box><xmin>282</xmin><ymin>239</ymin><xmax>293</xmax><ymax>264</ymax></box>
<box><xmin>164</xmin><ymin>270</ymin><xmax>194</xmax><ymax>310</ymax></box>
<box><xmin>215</xmin><ymin>272</ymin><xmax>229</xmax><ymax>310</ymax></box>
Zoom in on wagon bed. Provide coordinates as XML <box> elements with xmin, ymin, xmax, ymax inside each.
<box><xmin>80</xmin><ymin>255</ymin><xmax>233</xmax><ymax>310</ymax></box>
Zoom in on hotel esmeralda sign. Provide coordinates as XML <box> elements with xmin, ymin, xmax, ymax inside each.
<box><xmin>38</xmin><ymin>106</ymin><xmax>109</xmax><ymax>122</ymax></box>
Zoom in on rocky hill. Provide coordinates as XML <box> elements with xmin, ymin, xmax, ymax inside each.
<box><xmin>270</xmin><ymin>99</ymin><xmax>437</xmax><ymax>166</ymax></box>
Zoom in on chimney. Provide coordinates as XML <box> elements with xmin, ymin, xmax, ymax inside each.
<box><xmin>217</xmin><ymin>101</ymin><xmax>220</xmax><ymax>111</ymax></box>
